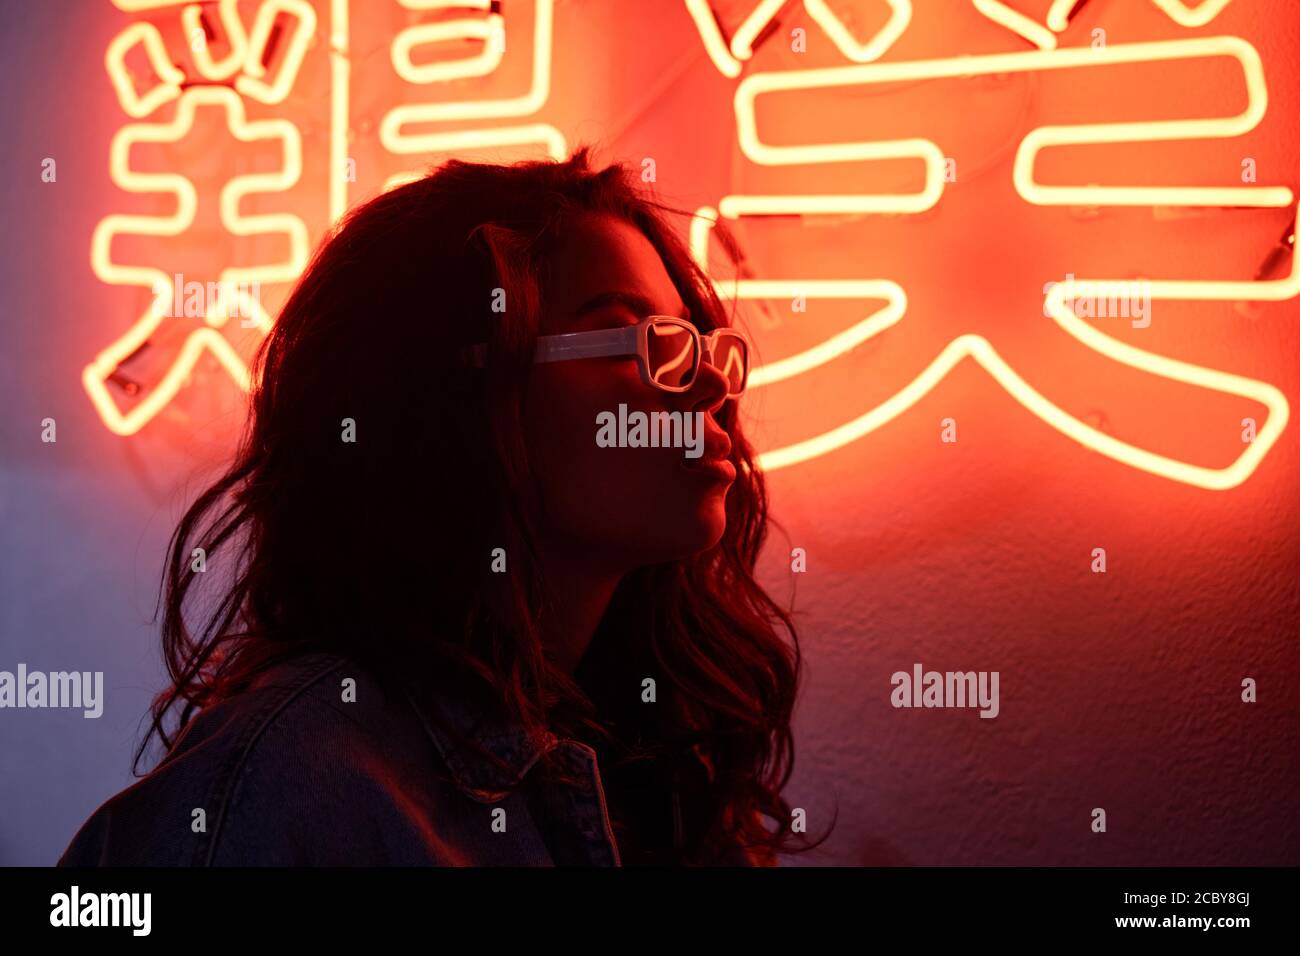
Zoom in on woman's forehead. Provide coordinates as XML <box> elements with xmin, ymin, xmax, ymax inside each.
<box><xmin>543</xmin><ymin>214</ymin><xmax>686</xmax><ymax>322</ymax></box>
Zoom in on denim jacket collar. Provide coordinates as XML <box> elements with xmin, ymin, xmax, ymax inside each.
<box><xmin>403</xmin><ymin>680</ymin><xmax>561</xmax><ymax>803</ymax></box>
<box><xmin>385</xmin><ymin>662</ymin><xmax>760</xmax><ymax>865</ymax></box>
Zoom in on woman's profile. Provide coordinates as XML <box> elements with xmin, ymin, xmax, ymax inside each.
<box><xmin>57</xmin><ymin>146</ymin><xmax>830</xmax><ymax>866</ymax></box>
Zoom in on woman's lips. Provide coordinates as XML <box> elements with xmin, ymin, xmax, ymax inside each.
<box><xmin>686</xmin><ymin>450</ymin><xmax>738</xmax><ymax>481</ymax></box>
<box><xmin>682</xmin><ymin>423</ymin><xmax>735</xmax><ymax>483</ymax></box>
<box><xmin>682</xmin><ymin>454</ymin><xmax>736</xmax><ymax>484</ymax></box>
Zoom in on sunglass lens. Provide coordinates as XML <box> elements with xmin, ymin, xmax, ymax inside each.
<box><xmin>647</xmin><ymin>322</ymin><xmax>699</xmax><ymax>389</ymax></box>
<box><xmin>712</xmin><ymin>332</ymin><xmax>748</xmax><ymax>395</ymax></box>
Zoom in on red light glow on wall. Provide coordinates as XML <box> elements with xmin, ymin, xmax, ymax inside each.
<box><xmin>88</xmin><ymin>0</ymin><xmax>1298</xmax><ymax>492</ymax></box>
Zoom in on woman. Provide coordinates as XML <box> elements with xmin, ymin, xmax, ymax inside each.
<box><xmin>57</xmin><ymin>146</ymin><xmax>828</xmax><ymax>866</ymax></box>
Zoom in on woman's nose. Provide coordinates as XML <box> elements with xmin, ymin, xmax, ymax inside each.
<box><xmin>687</xmin><ymin>348</ymin><xmax>731</xmax><ymax>414</ymax></box>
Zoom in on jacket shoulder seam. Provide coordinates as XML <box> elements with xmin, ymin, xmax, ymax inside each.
<box><xmin>199</xmin><ymin>652</ymin><xmax>350</xmax><ymax>866</ymax></box>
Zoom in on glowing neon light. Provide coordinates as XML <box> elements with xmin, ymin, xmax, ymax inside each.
<box><xmin>1045</xmin><ymin>0</ymin><xmax>1077</xmax><ymax>33</ymax></box>
<box><xmin>737</xmin><ymin>37</ymin><xmax>1293</xmax><ymax>208</ymax></box>
<box><xmin>107</xmin><ymin>0</ymin><xmax>314</xmax><ymax>117</ymax></box>
<box><xmin>803</xmin><ymin>0</ymin><xmax>911</xmax><ymax>63</ymax></box>
<box><xmin>235</xmin><ymin>0</ymin><xmax>317</xmax><ymax>105</ymax></box>
<box><xmin>111</xmin><ymin>0</ymin><xmax>189</xmax><ymax>9</ymax></box>
<box><xmin>391</xmin><ymin>3</ymin><xmax>506</xmax><ymax>85</ymax></box>
<box><xmin>688</xmin><ymin>28</ymin><xmax>1296</xmax><ymax>486</ymax></box>
<box><xmin>104</xmin><ymin>22</ymin><xmax>185</xmax><ymax>118</ymax></box>
<box><xmin>330</xmin><ymin>0</ymin><xmax>349</xmax><ymax>223</ymax></box>
<box><xmin>381</xmin><ymin>0</ymin><xmax>553</xmax><ymax>130</ymax></box>
<box><xmin>728</xmin><ymin>0</ymin><xmax>787</xmax><ymax>62</ymax></box>
<box><xmin>972</xmin><ymin>0</ymin><xmax>1058</xmax><ymax>50</ymax></box>
<box><xmin>380</xmin><ymin>0</ymin><xmax>565</xmax><ymax>174</ymax></box>
<box><xmin>96</xmin><ymin>0</ymin><xmax>567</xmax><ymax>432</ymax></box>
<box><xmin>689</xmin><ymin>208</ymin><xmax>907</xmax><ymax>389</ymax></box>
<box><xmin>88</xmin><ymin>87</ymin><xmax>308</xmax><ymax>436</ymax></box>
<box><xmin>713</xmin><ymin>0</ymin><xmax>913</xmax><ymax>69</ymax></box>
<box><xmin>683</xmin><ymin>0</ymin><xmax>742</xmax><ymax>78</ymax></box>
<box><xmin>1151</xmin><ymin>0</ymin><xmax>1234</xmax><ymax>28</ymax></box>
<box><xmin>182</xmin><ymin>0</ymin><xmax>249</xmax><ymax>82</ymax></box>
<box><xmin>990</xmin><ymin>0</ymin><xmax>1235</xmax><ymax>39</ymax></box>
<box><xmin>747</xmin><ymin>221</ymin><xmax>1298</xmax><ymax>486</ymax></box>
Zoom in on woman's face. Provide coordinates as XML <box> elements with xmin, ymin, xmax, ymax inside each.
<box><xmin>521</xmin><ymin>212</ymin><xmax>736</xmax><ymax>573</ymax></box>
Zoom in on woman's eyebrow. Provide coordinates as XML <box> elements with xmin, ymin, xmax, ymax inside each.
<box><xmin>575</xmin><ymin>290</ymin><xmax>690</xmax><ymax>321</ymax></box>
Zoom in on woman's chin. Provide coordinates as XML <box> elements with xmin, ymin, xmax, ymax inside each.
<box><xmin>681</xmin><ymin>501</ymin><xmax>729</xmax><ymax>554</ymax></box>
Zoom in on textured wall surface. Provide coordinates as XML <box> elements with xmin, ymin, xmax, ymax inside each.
<box><xmin>1</xmin><ymin>0</ymin><xmax>1297</xmax><ymax>865</ymax></box>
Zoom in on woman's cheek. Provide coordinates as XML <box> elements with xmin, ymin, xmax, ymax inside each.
<box><xmin>529</xmin><ymin>374</ymin><xmax>623</xmax><ymax>497</ymax></box>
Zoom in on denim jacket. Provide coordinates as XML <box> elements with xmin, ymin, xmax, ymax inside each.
<box><xmin>56</xmin><ymin>651</ymin><xmax>768</xmax><ymax>866</ymax></box>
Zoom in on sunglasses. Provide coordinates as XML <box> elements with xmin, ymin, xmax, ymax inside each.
<box><xmin>466</xmin><ymin>314</ymin><xmax>751</xmax><ymax>398</ymax></box>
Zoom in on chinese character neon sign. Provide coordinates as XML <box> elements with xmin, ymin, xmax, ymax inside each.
<box><xmin>684</xmin><ymin>0</ymin><xmax>1296</xmax><ymax>490</ymax></box>
<box><xmin>88</xmin><ymin>0</ymin><xmax>1297</xmax><ymax>493</ymax></box>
